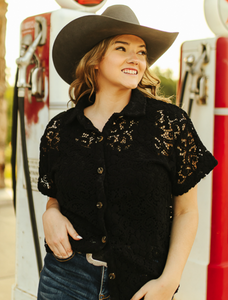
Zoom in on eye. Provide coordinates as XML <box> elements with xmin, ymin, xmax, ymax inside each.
<box><xmin>138</xmin><ymin>50</ymin><xmax>147</xmax><ymax>56</ymax></box>
<box><xmin>116</xmin><ymin>46</ymin><xmax>126</xmax><ymax>52</ymax></box>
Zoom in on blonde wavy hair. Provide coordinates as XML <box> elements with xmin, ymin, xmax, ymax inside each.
<box><xmin>69</xmin><ymin>35</ymin><xmax>171</xmax><ymax>105</ymax></box>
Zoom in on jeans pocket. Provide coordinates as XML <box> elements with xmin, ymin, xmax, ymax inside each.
<box><xmin>52</xmin><ymin>251</ymin><xmax>75</xmax><ymax>262</ymax></box>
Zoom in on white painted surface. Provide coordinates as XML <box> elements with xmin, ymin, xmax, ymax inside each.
<box><xmin>175</xmin><ymin>37</ymin><xmax>216</xmax><ymax>300</ymax></box>
<box><xmin>12</xmin><ymin>285</ymin><xmax>37</xmax><ymax>300</ymax></box>
<box><xmin>214</xmin><ymin>107</ymin><xmax>228</xmax><ymax>115</ymax></box>
<box><xmin>204</xmin><ymin>0</ymin><xmax>228</xmax><ymax>36</ymax></box>
<box><xmin>49</xmin><ymin>8</ymin><xmax>92</xmax><ymax>119</ymax></box>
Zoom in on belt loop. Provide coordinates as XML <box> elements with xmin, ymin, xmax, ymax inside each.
<box><xmin>86</xmin><ymin>253</ymin><xmax>107</xmax><ymax>267</ymax></box>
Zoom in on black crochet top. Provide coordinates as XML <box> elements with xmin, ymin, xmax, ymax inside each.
<box><xmin>38</xmin><ymin>89</ymin><xmax>217</xmax><ymax>300</ymax></box>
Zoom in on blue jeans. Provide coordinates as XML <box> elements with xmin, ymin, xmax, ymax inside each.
<box><xmin>37</xmin><ymin>252</ymin><xmax>110</xmax><ymax>300</ymax></box>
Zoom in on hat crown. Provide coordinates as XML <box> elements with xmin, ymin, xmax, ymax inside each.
<box><xmin>102</xmin><ymin>5</ymin><xmax>140</xmax><ymax>25</ymax></box>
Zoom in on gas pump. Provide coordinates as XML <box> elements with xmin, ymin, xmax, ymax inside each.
<box><xmin>12</xmin><ymin>1</ymin><xmax>107</xmax><ymax>299</ymax></box>
<box><xmin>176</xmin><ymin>0</ymin><xmax>228</xmax><ymax>299</ymax></box>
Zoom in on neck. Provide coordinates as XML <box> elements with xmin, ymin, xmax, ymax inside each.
<box><xmin>84</xmin><ymin>87</ymin><xmax>133</xmax><ymax>132</ymax></box>
<box><xmin>92</xmin><ymin>88</ymin><xmax>132</xmax><ymax>119</ymax></box>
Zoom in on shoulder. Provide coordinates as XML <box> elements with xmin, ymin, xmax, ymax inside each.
<box><xmin>145</xmin><ymin>97</ymin><xmax>191</xmax><ymax>132</ymax></box>
<box><xmin>45</xmin><ymin>107</ymin><xmax>75</xmax><ymax>131</ymax></box>
<box><xmin>143</xmin><ymin>97</ymin><xmax>197</xmax><ymax>143</ymax></box>
<box><xmin>145</xmin><ymin>97</ymin><xmax>188</xmax><ymax>121</ymax></box>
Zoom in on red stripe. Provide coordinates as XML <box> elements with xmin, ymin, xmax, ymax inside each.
<box><xmin>76</xmin><ymin>0</ymin><xmax>104</xmax><ymax>5</ymax></box>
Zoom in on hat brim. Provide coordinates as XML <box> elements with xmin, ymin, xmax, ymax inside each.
<box><xmin>52</xmin><ymin>15</ymin><xmax>178</xmax><ymax>85</ymax></box>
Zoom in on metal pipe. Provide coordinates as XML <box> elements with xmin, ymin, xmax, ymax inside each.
<box><xmin>16</xmin><ymin>31</ymin><xmax>42</xmax><ymax>89</ymax></box>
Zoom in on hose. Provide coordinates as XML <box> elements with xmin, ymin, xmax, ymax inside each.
<box><xmin>188</xmin><ymin>98</ymin><xmax>194</xmax><ymax>117</ymax></box>
<box><xmin>13</xmin><ymin>23</ymin><xmax>44</xmax><ymax>275</ymax></box>
<box><xmin>11</xmin><ymin>79</ymin><xmax>43</xmax><ymax>274</ymax></box>
<box><xmin>178</xmin><ymin>70</ymin><xmax>189</xmax><ymax>108</ymax></box>
<box><xmin>11</xmin><ymin>69</ymin><xmax>19</xmax><ymax>211</ymax></box>
<box><xmin>18</xmin><ymin>92</ymin><xmax>43</xmax><ymax>275</ymax></box>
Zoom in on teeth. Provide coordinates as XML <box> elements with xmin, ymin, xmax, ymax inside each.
<box><xmin>122</xmin><ymin>69</ymin><xmax>137</xmax><ymax>75</ymax></box>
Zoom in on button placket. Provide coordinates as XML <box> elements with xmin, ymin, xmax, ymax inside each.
<box><xmin>94</xmin><ymin>130</ymin><xmax>108</xmax><ymax>247</ymax></box>
<box><xmin>97</xmin><ymin>136</ymin><xmax>103</xmax><ymax>142</ymax></box>
<box><xmin>101</xmin><ymin>236</ymin><xmax>107</xmax><ymax>243</ymax></box>
<box><xmin>109</xmin><ymin>273</ymin><xmax>116</xmax><ymax>280</ymax></box>
<box><xmin>97</xmin><ymin>167</ymin><xmax>104</xmax><ymax>174</ymax></box>
<box><xmin>96</xmin><ymin>202</ymin><xmax>103</xmax><ymax>209</ymax></box>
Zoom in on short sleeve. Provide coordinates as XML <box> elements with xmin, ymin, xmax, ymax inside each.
<box><xmin>37</xmin><ymin>115</ymin><xmax>62</xmax><ymax>198</ymax></box>
<box><xmin>172</xmin><ymin>110</ymin><xmax>218</xmax><ymax>196</ymax></box>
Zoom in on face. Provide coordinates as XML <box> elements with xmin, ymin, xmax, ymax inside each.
<box><xmin>95</xmin><ymin>35</ymin><xmax>147</xmax><ymax>91</ymax></box>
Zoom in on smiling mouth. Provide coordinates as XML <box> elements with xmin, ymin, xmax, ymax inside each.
<box><xmin>122</xmin><ymin>69</ymin><xmax>138</xmax><ymax>75</ymax></box>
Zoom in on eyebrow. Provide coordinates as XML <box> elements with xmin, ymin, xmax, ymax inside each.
<box><xmin>114</xmin><ymin>41</ymin><xmax>146</xmax><ymax>48</ymax></box>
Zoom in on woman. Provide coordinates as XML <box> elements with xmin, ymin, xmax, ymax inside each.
<box><xmin>37</xmin><ymin>5</ymin><xmax>217</xmax><ymax>300</ymax></box>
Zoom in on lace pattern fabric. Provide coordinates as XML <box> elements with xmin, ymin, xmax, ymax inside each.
<box><xmin>151</xmin><ymin>107</ymin><xmax>213</xmax><ymax>195</ymax></box>
<box><xmin>106</xmin><ymin>116</ymin><xmax>139</xmax><ymax>151</ymax></box>
<box><xmin>38</xmin><ymin>115</ymin><xmax>63</xmax><ymax>196</ymax></box>
<box><xmin>74</xmin><ymin>115</ymin><xmax>139</xmax><ymax>151</ymax></box>
<box><xmin>154</xmin><ymin>109</ymin><xmax>181</xmax><ymax>156</ymax></box>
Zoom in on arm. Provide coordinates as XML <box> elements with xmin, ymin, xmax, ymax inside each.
<box><xmin>131</xmin><ymin>185</ymin><xmax>198</xmax><ymax>300</ymax></box>
<box><xmin>42</xmin><ymin>197</ymin><xmax>82</xmax><ymax>258</ymax></box>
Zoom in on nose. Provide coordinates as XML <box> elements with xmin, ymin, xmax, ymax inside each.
<box><xmin>126</xmin><ymin>51</ymin><xmax>139</xmax><ymax>65</ymax></box>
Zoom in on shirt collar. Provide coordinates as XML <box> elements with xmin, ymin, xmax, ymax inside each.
<box><xmin>65</xmin><ymin>88</ymin><xmax>147</xmax><ymax>126</ymax></box>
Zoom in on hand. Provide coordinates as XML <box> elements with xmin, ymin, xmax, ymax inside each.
<box><xmin>42</xmin><ymin>205</ymin><xmax>82</xmax><ymax>258</ymax></box>
<box><xmin>131</xmin><ymin>277</ymin><xmax>176</xmax><ymax>300</ymax></box>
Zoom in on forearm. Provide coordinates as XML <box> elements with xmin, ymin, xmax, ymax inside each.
<box><xmin>161</xmin><ymin>209</ymin><xmax>199</xmax><ymax>287</ymax></box>
<box><xmin>46</xmin><ymin>197</ymin><xmax>60</xmax><ymax>210</ymax></box>
<box><xmin>43</xmin><ymin>197</ymin><xmax>80</xmax><ymax>257</ymax></box>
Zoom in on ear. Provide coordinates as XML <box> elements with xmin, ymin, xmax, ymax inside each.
<box><xmin>94</xmin><ymin>65</ymin><xmax>99</xmax><ymax>70</ymax></box>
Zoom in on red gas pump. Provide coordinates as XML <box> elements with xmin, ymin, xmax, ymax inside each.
<box><xmin>12</xmin><ymin>1</ymin><xmax>107</xmax><ymax>299</ymax></box>
<box><xmin>176</xmin><ymin>0</ymin><xmax>228</xmax><ymax>299</ymax></box>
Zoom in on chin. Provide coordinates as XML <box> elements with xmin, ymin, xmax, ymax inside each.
<box><xmin>124</xmin><ymin>82</ymin><xmax>139</xmax><ymax>89</ymax></box>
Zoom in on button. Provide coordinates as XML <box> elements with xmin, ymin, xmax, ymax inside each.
<box><xmin>101</xmin><ymin>236</ymin><xmax>107</xmax><ymax>243</ymax></box>
<box><xmin>109</xmin><ymin>273</ymin><xmax>116</xmax><ymax>280</ymax></box>
<box><xmin>97</xmin><ymin>167</ymin><xmax>104</xmax><ymax>174</ymax></box>
<box><xmin>98</xmin><ymin>136</ymin><xmax>103</xmax><ymax>142</ymax></box>
<box><xmin>96</xmin><ymin>202</ymin><xmax>103</xmax><ymax>209</ymax></box>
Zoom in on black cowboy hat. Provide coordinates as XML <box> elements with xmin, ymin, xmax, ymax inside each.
<box><xmin>52</xmin><ymin>4</ymin><xmax>178</xmax><ymax>85</ymax></box>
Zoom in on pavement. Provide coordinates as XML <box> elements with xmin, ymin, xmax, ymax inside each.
<box><xmin>0</xmin><ymin>187</ymin><xmax>16</xmax><ymax>300</ymax></box>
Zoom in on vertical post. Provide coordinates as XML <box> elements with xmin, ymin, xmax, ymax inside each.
<box><xmin>207</xmin><ymin>37</ymin><xmax>228</xmax><ymax>300</ymax></box>
<box><xmin>0</xmin><ymin>0</ymin><xmax>7</xmax><ymax>188</ymax></box>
